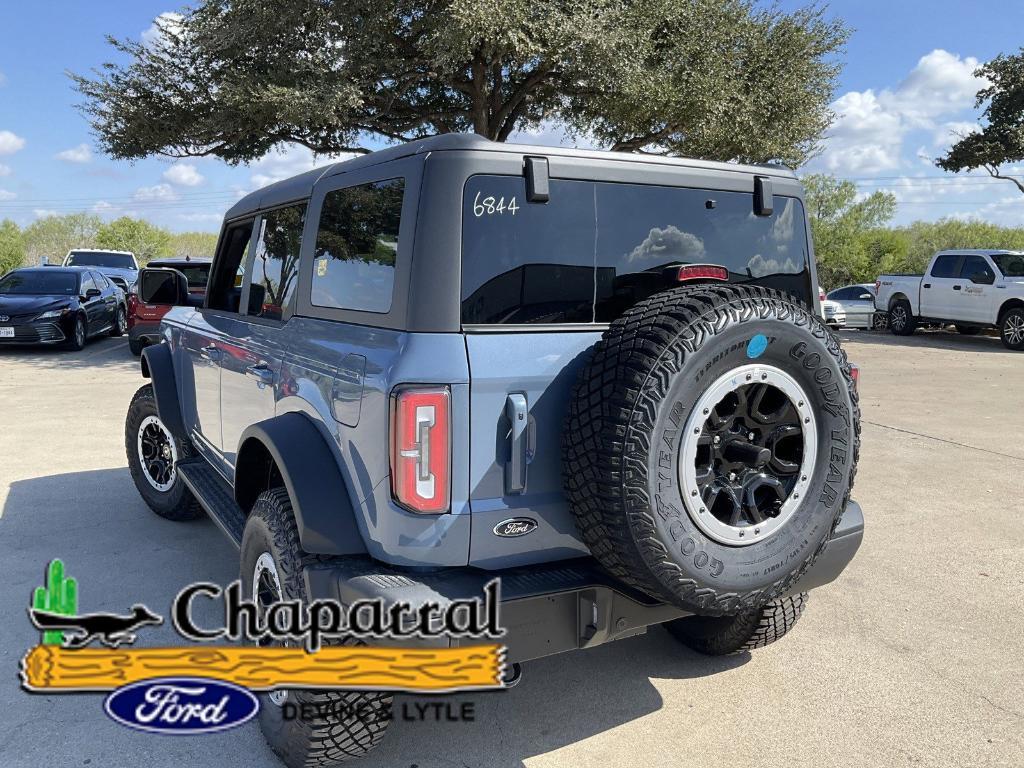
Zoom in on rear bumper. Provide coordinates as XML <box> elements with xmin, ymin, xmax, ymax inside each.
<box><xmin>128</xmin><ymin>321</ymin><xmax>161</xmax><ymax>344</ymax></box>
<box><xmin>304</xmin><ymin>500</ymin><xmax>864</xmax><ymax>664</ymax></box>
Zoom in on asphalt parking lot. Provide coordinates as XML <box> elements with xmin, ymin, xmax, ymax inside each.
<box><xmin>1</xmin><ymin>329</ymin><xmax>1022</xmax><ymax>768</ymax></box>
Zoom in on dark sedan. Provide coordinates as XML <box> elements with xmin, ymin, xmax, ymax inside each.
<box><xmin>0</xmin><ymin>267</ymin><xmax>127</xmax><ymax>350</ymax></box>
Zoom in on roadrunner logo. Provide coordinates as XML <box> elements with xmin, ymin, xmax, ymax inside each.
<box><xmin>21</xmin><ymin>559</ymin><xmax>508</xmax><ymax>734</ymax></box>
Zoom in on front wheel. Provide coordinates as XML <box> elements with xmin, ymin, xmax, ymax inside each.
<box><xmin>665</xmin><ymin>593</ymin><xmax>808</xmax><ymax>655</ymax></box>
<box><xmin>66</xmin><ymin>315</ymin><xmax>87</xmax><ymax>350</ymax></box>
<box><xmin>1000</xmin><ymin>307</ymin><xmax>1024</xmax><ymax>350</ymax></box>
<box><xmin>888</xmin><ymin>299</ymin><xmax>916</xmax><ymax>336</ymax></box>
<box><xmin>241</xmin><ymin>489</ymin><xmax>392</xmax><ymax>767</ymax></box>
<box><xmin>125</xmin><ymin>384</ymin><xmax>202</xmax><ymax>521</ymax></box>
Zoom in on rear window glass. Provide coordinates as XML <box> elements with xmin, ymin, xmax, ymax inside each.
<box><xmin>931</xmin><ymin>254</ymin><xmax>961</xmax><ymax>278</ymax></box>
<box><xmin>311</xmin><ymin>178</ymin><xmax>404</xmax><ymax>314</ymax></box>
<box><xmin>461</xmin><ymin>176</ymin><xmax>811</xmax><ymax>325</ymax></box>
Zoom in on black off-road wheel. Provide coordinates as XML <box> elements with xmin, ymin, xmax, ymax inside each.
<box><xmin>563</xmin><ymin>285</ymin><xmax>860</xmax><ymax>616</ymax></box>
<box><xmin>999</xmin><ymin>307</ymin><xmax>1024</xmax><ymax>351</ymax></box>
<box><xmin>241</xmin><ymin>489</ymin><xmax>392</xmax><ymax>768</ymax></box>
<box><xmin>128</xmin><ymin>336</ymin><xmax>145</xmax><ymax>356</ymax></box>
<box><xmin>665</xmin><ymin>593</ymin><xmax>808</xmax><ymax>655</ymax></box>
<box><xmin>125</xmin><ymin>384</ymin><xmax>203</xmax><ymax>521</ymax></box>
<box><xmin>888</xmin><ymin>298</ymin><xmax>916</xmax><ymax>336</ymax></box>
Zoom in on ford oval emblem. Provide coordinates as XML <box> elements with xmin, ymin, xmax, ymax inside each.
<box><xmin>493</xmin><ymin>518</ymin><xmax>538</xmax><ymax>537</ymax></box>
<box><xmin>104</xmin><ymin>677</ymin><xmax>259</xmax><ymax>734</ymax></box>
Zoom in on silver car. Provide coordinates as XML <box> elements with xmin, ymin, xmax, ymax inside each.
<box><xmin>827</xmin><ymin>283</ymin><xmax>882</xmax><ymax>329</ymax></box>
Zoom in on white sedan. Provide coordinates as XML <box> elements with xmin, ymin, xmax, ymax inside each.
<box><xmin>826</xmin><ymin>284</ymin><xmax>884</xmax><ymax>329</ymax></box>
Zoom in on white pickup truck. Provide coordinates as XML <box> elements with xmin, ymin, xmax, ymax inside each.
<box><xmin>875</xmin><ymin>249</ymin><xmax>1024</xmax><ymax>350</ymax></box>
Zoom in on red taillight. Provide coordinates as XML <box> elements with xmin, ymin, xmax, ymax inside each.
<box><xmin>672</xmin><ymin>264</ymin><xmax>729</xmax><ymax>282</ymax></box>
<box><xmin>849</xmin><ymin>363</ymin><xmax>860</xmax><ymax>392</ymax></box>
<box><xmin>390</xmin><ymin>387</ymin><xmax>450</xmax><ymax>514</ymax></box>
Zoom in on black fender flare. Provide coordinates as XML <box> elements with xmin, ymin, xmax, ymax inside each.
<box><xmin>139</xmin><ymin>343</ymin><xmax>188</xmax><ymax>442</ymax></box>
<box><xmin>235</xmin><ymin>413</ymin><xmax>368</xmax><ymax>556</ymax></box>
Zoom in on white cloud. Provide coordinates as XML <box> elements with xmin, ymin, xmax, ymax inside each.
<box><xmin>142</xmin><ymin>12</ymin><xmax>184</xmax><ymax>47</ymax></box>
<box><xmin>33</xmin><ymin>209</ymin><xmax>59</xmax><ymax>219</ymax></box>
<box><xmin>627</xmin><ymin>225</ymin><xmax>705</xmax><ymax>264</ymax></box>
<box><xmin>818</xmin><ymin>50</ymin><xmax>986</xmax><ymax>175</ymax></box>
<box><xmin>0</xmin><ymin>130</ymin><xmax>26</xmax><ymax>155</ymax></box>
<box><xmin>163</xmin><ymin>163</ymin><xmax>204</xmax><ymax>187</ymax></box>
<box><xmin>55</xmin><ymin>143</ymin><xmax>92</xmax><ymax>163</ymax></box>
<box><xmin>0</xmin><ymin>164</ymin><xmax>10</xmax><ymax>177</ymax></box>
<box><xmin>0</xmin><ymin>189</ymin><xmax>16</xmax><ymax>201</ymax></box>
<box><xmin>134</xmin><ymin>183</ymin><xmax>179</xmax><ymax>202</ymax></box>
<box><xmin>247</xmin><ymin>144</ymin><xmax>358</xmax><ymax>190</ymax></box>
<box><xmin>932</xmin><ymin>120</ymin><xmax>979</xmax><ymax>151</ymax></box>
<box><xmin>0</xmin><ymin>72</ymin><xmax>7</xmax><ymax>87</ymax></box>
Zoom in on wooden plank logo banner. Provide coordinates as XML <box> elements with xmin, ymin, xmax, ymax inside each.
<box><xmin>21</xmin><ymin>644</ymin><xmax>505</xmax><ymax>694</ymax></box>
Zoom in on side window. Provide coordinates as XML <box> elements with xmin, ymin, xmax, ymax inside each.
<box><xmin>81</xmin><ymin>273</ymin><xmax>97</xmax><ymax>294</ymax></box>
<box><xmin>207</xmin><ymin>220</ymin><xmax>255</xmax><ymax>312</ymax></box>
<box><xmin>92</xmin><ymin>272</ymin><xmax>107</xmax><ymax>289</ymax></box>
<box><xmin>960</xmin><ymin>254</ymin><xmax>994</xmax><ymax>282</ymax></box>
<box><xmin>931</xmin><ymin>254</ymin><xmax>961</xmax><ymax>278</ymax></box>
<box><xmin>248</xmin><ymin>203</ymin><xmax>306</xmax><ymax>321</ymax></box>
<box><xmin>311</xmin><ymin>179</ymin><xmax>403</xmax><ymax>314</ymax></box>
<box><xmin>828</xmin><ymin>287</ymin><xmax>854</xmax><ymax>300</ymax></box>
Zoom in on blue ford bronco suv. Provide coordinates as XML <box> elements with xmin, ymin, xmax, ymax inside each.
<box><xmin>125</xmin><ymin>134</ymin><xmax>863</xmax><ymax>767</ymax></box>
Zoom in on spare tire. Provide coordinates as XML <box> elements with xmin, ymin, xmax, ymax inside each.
<box><xmin>563</xmin><ymin>285</ymin><xmax>860</xmax><ymax>616</ymax></box>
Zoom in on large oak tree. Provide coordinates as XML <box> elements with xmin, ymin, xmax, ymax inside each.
<box><xmin>937</xmin><ymin>49</ymin><xmax>1024</xmax><ymax>194</ymax></box>
<box><xmin>73</xmin><ymin>0</ymin><xmax>848</xmax><ymax>166</ymax></box>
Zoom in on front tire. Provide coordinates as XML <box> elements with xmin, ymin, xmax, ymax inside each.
<box><xmin>1000</xmin><ymin>307</ymin><xmax>1024</xmax><ymax>350</ymax></box>
<box><xmin>125</xmin><ymin>384</ymin><xmax>202</xmax><ymax>521</ymax></box>
<box><xmin>241</xmin><ymin>489</ymin><xmax>392</xmax><ymax>768</ymax></box>
<box><xmin>666</xmin><ymin>593</ymin><xmax>808</xmax><ymax>655</ymax></box>
<box><xmin>66</xmin><ymin>314</ymin><xmax>87</xmax><ymax>350</ymax></box>
<box><xmin>888</xmin><ymin>298</ymin><xmax>916</xmax><ymax>336</ymax></box>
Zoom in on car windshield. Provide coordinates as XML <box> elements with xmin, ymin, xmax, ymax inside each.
<box><xmin>992</xmin><ymin>253</ymin><xmax>1024</xmax><ymax>277</ymax></box>
<box><xmin>0</xmin><ymin>271</ymin><xmax>79</xmax><ymax>295</ymax></box>
<box><xmin>65</xmin><ymin>250</ymin><xmax>135</xmax><ymax>269</ymax></box>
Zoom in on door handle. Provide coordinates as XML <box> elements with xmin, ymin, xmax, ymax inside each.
<box><xmin>505</xmin><ymin>393</ymin><xmax>529</xmax><ymax>495</ymax></box>
<box><xmin>200</xmin><ymin>343</ymin><xmax>221</xmax><ymax>361</ymax></box>
<box><xmin>246</xmin><ymin>363</ymin><xmax>274</xmax><ymax>386</ymax></box>
<box><xmin>923</xmin><ymin>283</ymin><xmax>931</xmax><ymax>289</ymax></box>
<box><xmin>953</xmin><ymin>285</ymin><xmax>962</xmax><ymax>291</ymax></box>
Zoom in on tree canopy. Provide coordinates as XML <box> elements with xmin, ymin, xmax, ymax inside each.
<box><xmin>937</xmin><ymin>48</ymin><xmax>1024</xmax><ymax>194</ymax></box>
<box><xmin>72</xmin><ymin>0</ymin><xmax>848</xmax><ymax>166</ymax></box>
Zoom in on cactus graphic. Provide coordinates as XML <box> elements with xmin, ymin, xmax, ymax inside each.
<box><xmin>32</xmin><ymin>559</ymin><xmax>77</xmax><ymax>645</ymax></box>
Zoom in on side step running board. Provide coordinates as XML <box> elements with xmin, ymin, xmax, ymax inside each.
<box><xmin>177</xmin><ymin>458</ymin><xmax>246</xmax><ymax>548</ymax></box>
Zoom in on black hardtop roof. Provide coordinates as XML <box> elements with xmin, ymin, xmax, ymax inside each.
<box><xmin>225</xmin><ymin>133</ymin><xmax>797</xmax><ymax>221</ymax></box>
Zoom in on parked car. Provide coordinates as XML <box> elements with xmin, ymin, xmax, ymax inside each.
<box><xmin>126</xmin><ymin>257</ymin><xmax>211</xmax><ymax>355</ymax></box>
<box><xmin>124</xmin><ymin>134</ymin><xmax>863</xmax><ymax>768</ymax></box>
<box><xmin>875</xmin><ymin>249</ymin><xmax>1024</xmax><ymax>349</ymax></box>
<box><xmin>0</xmin><ymin>266</ymin><xmax>126</xmax><ymax>349</ymax></box>
<box><xmin>827</xmin><ymin>283</ymin><xmax>885</xmax><ymax>329</ymax></box>
<box><xmin>62</xmin><ymin>249</ymin><xmax>139</xmax><ymax>293</ymax></box>
<box><xmin>821</xmin><ymin>297</ymin><xmax>846</xmax><ymax>328</ymax></box>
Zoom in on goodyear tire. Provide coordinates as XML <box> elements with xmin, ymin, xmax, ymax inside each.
<box><xmin>125</xmin><ymin>384</ymin><xmax>203</xmax><ymax>521</ymax></box>
<box><xmin>241</xmin><ymin>489</ymin><xmax>391</xmax><ymax>768</ymax></box>
<box><xmin>563</xmin><ymin>285</ymin><xmax>860</xmax><ymax>615</ymax></box>
<box><xmin>665</xmin><ymin>592</ymin><xmax>808</xmax><ymax>655</ymax></box>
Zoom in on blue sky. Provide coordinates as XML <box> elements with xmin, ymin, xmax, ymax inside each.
<box><xmin>0</xmin><ymin>0</ymin><xmax>1022</xmax><ymax>233</ymax></box>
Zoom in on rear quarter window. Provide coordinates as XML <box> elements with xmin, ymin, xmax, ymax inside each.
<box><xmin>311</xmin><ymin>178</ymin><xmax>404</xmax><ymax>314</ymax></box>
<box><xmin>461</xmin><ymin>175</ymin><xmax>811</xmax><ymax>325</ymax></box>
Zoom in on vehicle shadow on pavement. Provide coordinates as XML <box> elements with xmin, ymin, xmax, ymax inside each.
<box><xmin>0</xmin><ymin>336</ymin><xmax>136</xmax><ymax>372</ymax></box>
<box><xmin>1</xmin><ymin>466</ymin><xmax>749</xmax><ymax>768</ymax></box>
<box><xmin>838</xmin><ymin>328</ymin><xmax>1010</xmax><ymax>354</ymax></box>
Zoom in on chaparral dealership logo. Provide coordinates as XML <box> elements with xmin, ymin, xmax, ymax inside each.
<box><xmin>21</xmin><ymin>560</ymin><xmax>507</xmax><ymax>734</ymax></box>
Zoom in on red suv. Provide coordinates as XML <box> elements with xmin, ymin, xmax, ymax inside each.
<box><xmin>127</xmin><ymin>257</ymin><xmax>211</xmax><ymax>355</ymax></box>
